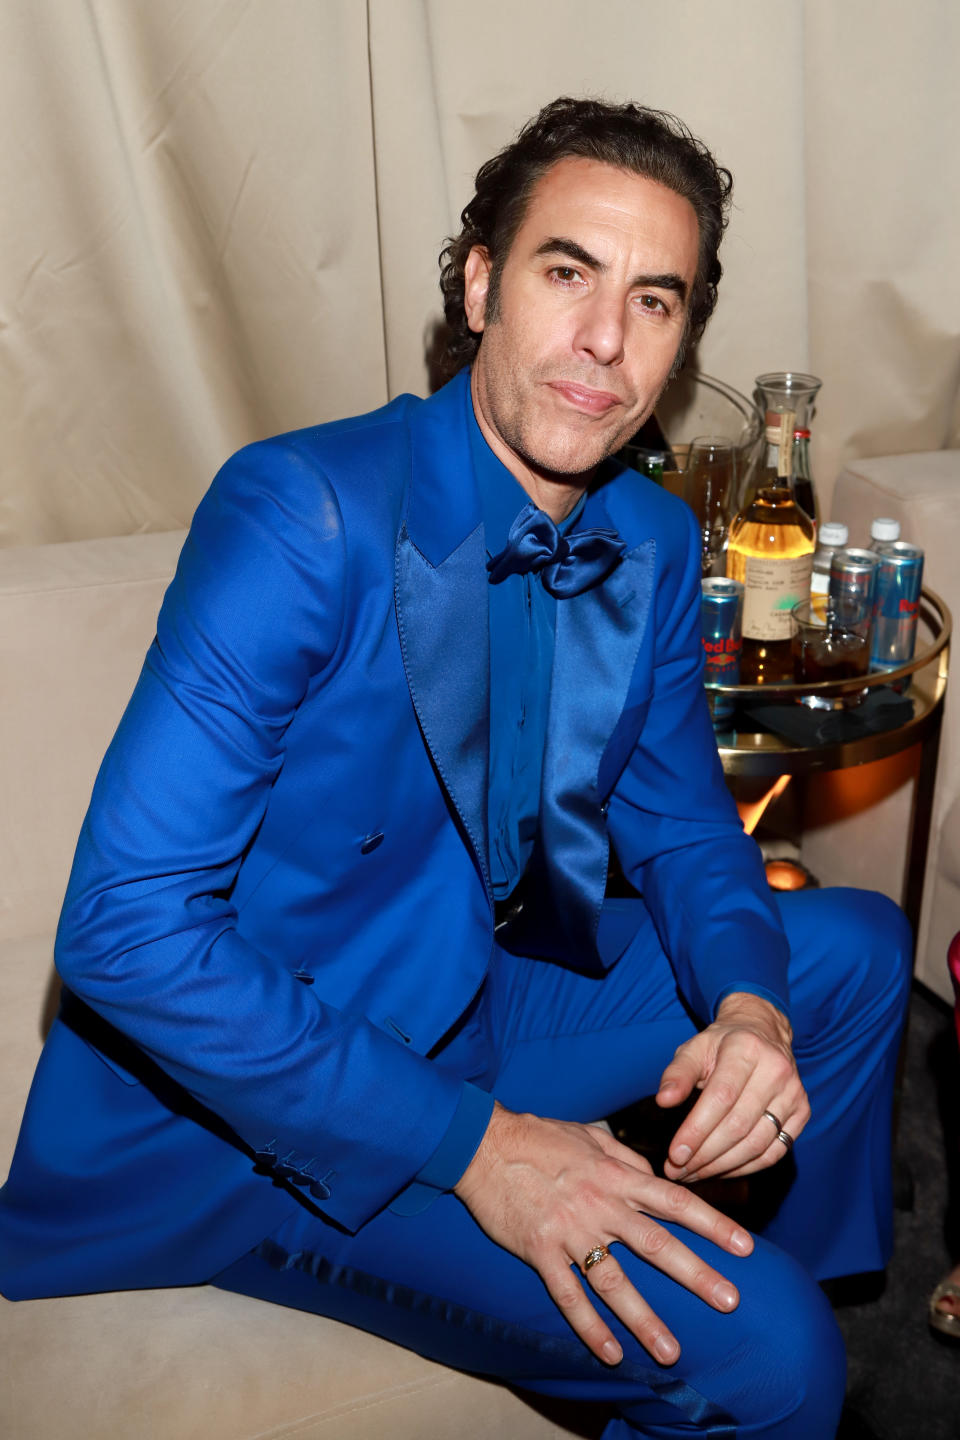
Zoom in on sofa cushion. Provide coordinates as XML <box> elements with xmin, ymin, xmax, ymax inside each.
<box><xmin>0</xmin><ymin>1283</ymin><xmax>582</xmax><ymax>1440</ymax></box>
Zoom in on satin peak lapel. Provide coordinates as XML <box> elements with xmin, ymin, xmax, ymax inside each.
<box><xmin>394</xmin><ymin>374</ymin><xmax>491</xmax><ymax>897</ymax></box>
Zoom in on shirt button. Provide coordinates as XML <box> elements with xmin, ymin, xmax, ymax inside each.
<box><xmin>360</xmin><ymin>831</ymin><xmax>384</xmax><ymax>854</ymax></box>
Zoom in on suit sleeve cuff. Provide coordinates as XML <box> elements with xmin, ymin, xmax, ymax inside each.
<box><xmin>712</xmin><ymin>982</ymin><xmax>791</xmax><ymax>1022</ymax></box>
<box><xmin>388</xmin><ymin>1081</ymin><xmax>494</xmax><ymax>1216</ymax></box>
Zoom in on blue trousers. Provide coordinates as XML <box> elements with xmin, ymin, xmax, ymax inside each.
<box><xmin>214</xmin><ymin>888</ymin><xmax>912</xmax><ymax>1438</ymax></box>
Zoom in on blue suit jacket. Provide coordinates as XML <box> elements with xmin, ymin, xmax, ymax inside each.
<box><xmin>0</xmin><ymin>369</ymin><xmax>789</xmax><ymax>1299</ymax></box>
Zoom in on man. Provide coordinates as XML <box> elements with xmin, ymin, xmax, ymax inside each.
<box><xmin>0</xmin><ymin>98</ymin><xmax>910</xmax><ymax>1436</ymax></box>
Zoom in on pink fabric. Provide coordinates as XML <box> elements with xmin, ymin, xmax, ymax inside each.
<box><xmin>949</xmin><ymin>932</ymin><xmax>960</xmax><ymax>1049</ymax></box>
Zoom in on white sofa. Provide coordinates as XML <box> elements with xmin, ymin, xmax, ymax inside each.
<box><xmin>2</xmin><ymin>455</ymin><xmax>955</xmax><ymax>1435</ymax></box>
<box><xmin>803</xmin><ymin>450</ymin><xmax>958</xmax><ymax>1004</ymax></box>
<box><xmin>0</xmin><ymin>531</ymin><xmax>585</xmax><ymax>1440</ymax></box>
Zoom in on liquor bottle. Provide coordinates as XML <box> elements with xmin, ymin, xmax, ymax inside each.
<box><xmin>631</xmin><ymin>409</ymin><xmax>674</xmax><ymax>461</ymax></box>
<box><xmin>792</xmin><ymin>427</ymin><xmax>816</xmax><ymax>526</ymax></box>
<box><xmin>811</xmin><ymin>521</ymin><xmax>849</xmax><ymax>596</ymax></box>
<box><xmin>725</xmin><ymin>378</ymin><xmax>817</xmax><ymax>683</ymax></box>
<box><xmin>620</xmin><ymin>411</ymin><xmax>676</xmax><ymax>483</ymax></box>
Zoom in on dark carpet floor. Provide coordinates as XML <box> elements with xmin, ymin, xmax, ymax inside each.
<box><xmin>833</xmin><ymin>981</ymin><xmax>958</xmax><ymax>1440</ymax></box>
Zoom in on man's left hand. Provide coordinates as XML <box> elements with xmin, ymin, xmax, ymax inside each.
<box><xmin>656</xmin><ymin>992</ymin><xmax>809</xmax><ymax>1183</ymax></box>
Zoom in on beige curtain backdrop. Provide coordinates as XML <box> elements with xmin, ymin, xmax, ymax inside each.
<box><xmin>2</xmin><ymin>0</ymin><xmax>958</xmax><ymax>546</ymax></box>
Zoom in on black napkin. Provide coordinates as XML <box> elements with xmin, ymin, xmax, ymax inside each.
<box><xmin>741</xmin><ymin>685</ymin><xmax>913</xmax><ymax>748</ymax></box>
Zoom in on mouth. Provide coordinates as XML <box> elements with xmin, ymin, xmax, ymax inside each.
<box><xmin>546</xmin><ymin>380</ymin><xmax>622</xmax><ymax>417</ymax></box>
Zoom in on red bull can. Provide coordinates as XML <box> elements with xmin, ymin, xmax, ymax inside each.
<box><xmin>828</xmin><ymin>548</ymin><xmax>879</xmax><ymax>637</ymax></box>
<box><xmin>870</xmin><ymin>541</ymin><xmax>924</xmax><ymax>670</ymax></box>
<box><xmin>701</xmin><ymin>577</ymin><xmax>743</xmax><ymax>724</ymax></box>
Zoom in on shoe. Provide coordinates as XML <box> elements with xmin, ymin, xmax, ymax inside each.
<box><xmin>928</xmin><ymin>1275</ymin><xmax>960</xmax><ymax>1340</ymax></box>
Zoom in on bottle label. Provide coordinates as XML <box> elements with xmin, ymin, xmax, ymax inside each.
<box><xmin>741</xmin><ymin>554</ymin><xmax>813</xmax><ymax>639</ymax></box>
<box><xmin>764</xmin><ymin>409</ymin><xmax>797</xmax><ymax>478</ymax></box>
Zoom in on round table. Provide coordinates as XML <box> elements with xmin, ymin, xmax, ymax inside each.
<box><xmin>710</xmin><ymin>586</ymin><xmax>951</xmax><ymax>937</ymax></box>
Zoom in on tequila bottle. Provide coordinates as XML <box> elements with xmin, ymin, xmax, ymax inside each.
<box><xmin>725</xmin><ymin>374</ymin><xmax>819</xmax><ymax>683</ymax></box>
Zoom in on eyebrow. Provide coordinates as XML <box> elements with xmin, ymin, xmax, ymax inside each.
<box><xmin>533</xmin><ymin>236</ymin><xmax>689</xmax><ymax>304</ymax></box>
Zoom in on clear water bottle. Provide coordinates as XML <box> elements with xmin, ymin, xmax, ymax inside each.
<box><xmin>865</xmin><ymin>516</ymin><xmax>900</xmax><ymax>550</ymax></box>
<box><xmin>811</xmin><ymin>521</ymin><xmax>849</xmax><ymax>595</ymax></box>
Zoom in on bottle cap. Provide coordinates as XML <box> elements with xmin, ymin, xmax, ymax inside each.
<box><xmin>819</xmin><ymin>521</ymin><xmax>849</xmax><ymax>546</ymax></box>
<box><xmin>870</xmin><ymin>517</ymin><xmax>900</xmax><ymax>542</ymax></box>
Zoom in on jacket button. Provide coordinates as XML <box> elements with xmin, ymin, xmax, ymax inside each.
<box><xmin>309</xmin><ymin>1178</ymin><xmax>331</xmax><ymax>1200</ymax></box>
<box><xmin>360</xmin><ymin>831</ymin><xmax>384</xmax><ymax>854</ymax></box>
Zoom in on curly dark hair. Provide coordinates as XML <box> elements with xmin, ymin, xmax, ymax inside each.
<box><xmin>437</xmin><ymin>96</ymin><xmax>732</xmax><ymax>381</ymax></box>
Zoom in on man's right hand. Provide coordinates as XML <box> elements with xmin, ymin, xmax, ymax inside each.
<box><xmin>454</xmin><ymin>1102</ymin><xmax>753</xmax><ymax>1367</ymax></box>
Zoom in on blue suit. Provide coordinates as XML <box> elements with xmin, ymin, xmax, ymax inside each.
<box><xmin>0</xmin><ymin>370</ymin><xmax>910</xmax><ymax>1436</ymax></box>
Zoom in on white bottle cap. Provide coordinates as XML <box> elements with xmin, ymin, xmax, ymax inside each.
<box><xmin>870</xmin><ymin>517</ymin><xmax>900</xmax><ymax>542</ymax></box>
<box><xmin>819</xmin><ymin>521</ymin><xmax>849</xmax><ymax>546</ymax></box>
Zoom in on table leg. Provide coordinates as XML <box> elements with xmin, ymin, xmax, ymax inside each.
<box><xmin>901</xmin><ymin>703</ymin><xmax>943</xmax><ymax>940</ymax></box>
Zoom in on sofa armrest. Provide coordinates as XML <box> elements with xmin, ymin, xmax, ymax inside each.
<box><xmin>0</xmin><ymin>530</ymin><xmax>186</xmax><ymax>942</ymax></box>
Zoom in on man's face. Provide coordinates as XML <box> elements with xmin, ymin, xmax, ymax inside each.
<box><xmin>464</xmin><ymin>157</ymin><xmax>699</xmax><ymax>489</ymax></box>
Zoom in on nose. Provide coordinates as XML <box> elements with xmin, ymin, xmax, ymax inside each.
<box><xmin>572</xmin><ymin>287</ymin><xmax>626</xmax><ymax>367</ymax></box>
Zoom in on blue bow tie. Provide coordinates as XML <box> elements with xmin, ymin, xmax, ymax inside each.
<box><xmin>486</xmin><ymin>502</ymin><xmax>626</xmax><ymax>598</ymax></box>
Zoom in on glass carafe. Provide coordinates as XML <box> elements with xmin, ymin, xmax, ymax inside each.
<box><xmin>725</xmin><ymin>373</ymin><xmax>820</xmax><ymax>683</ymax></box>
<box><xmin>737</xmin><ymin>373</ymin><xmax>822</xmax><ymax>519</ymax></box>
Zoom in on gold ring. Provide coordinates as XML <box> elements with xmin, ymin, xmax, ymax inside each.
<box><xmin>583</xmin><ymin>1245</ymin><xmax>611</xmax><ymax>1272</ymax></box>
<box><xmin>762</xmin><ymin>1109</ymin><xmax>784</xmax><ymax>1133</ymax></box>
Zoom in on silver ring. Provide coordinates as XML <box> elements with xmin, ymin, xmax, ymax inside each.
<box><xmin>776</xmin><ymin>1128</ymin><xmax>795</xmax><ymax>1152</ymax></box>
<box><xmin>583</xmin><ymin>1245</ymin><xmax>610</xmax><ymax>1272</ymax></box>
<box><xmin>762</xmin><ymin>1109</ymin><xmax>784</xmax><ymax>1133</ymax></box>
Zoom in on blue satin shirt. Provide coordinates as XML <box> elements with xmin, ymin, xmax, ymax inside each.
<box><xmin>470</xmin><ymin>406</ymin><xmax>586</xmax><ymax>901</ymax></box>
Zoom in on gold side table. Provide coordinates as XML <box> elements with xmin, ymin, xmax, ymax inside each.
<box><xmin>710</xmin><ymin>587</ymin><xmax>951</xmax><ymax>939</ymax></box>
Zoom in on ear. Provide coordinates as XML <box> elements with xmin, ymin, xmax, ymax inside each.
<box><xmin>463</xmin><ymin>245</ymin><xmax>492</xmax><ymax>333</ymax></box>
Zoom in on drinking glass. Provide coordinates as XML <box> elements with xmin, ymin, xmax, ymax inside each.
<box><xmin>791</xmin><ymin>599</ymin><xmax>870</xmax><ymax>708</ymax></box>
<box><xmin>682</xmin><ymin>436</ymin><xmax>737</xmax><ymax>577</ymax></box>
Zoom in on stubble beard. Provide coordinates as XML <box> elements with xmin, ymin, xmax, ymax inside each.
<box><xmin>492</xmin><ymin>366</ymin><xmax>666</xmax><ymax>483</ymax></box>
<box><xmin>474</xmin><ymin>311</ymin><xmax>678</xmax><ymax>483</ymax></box>
<box><xmin>504</xmin><ymin>410</ymin><xmax>625</xmax><ymax>480</ymax></box>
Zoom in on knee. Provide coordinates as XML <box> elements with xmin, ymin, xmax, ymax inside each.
<box><xmin>785</xmin><ymin>886</ymin><xmax>913</xmax><ymax>1029</ymax></box>
<box><xmin>835</xmin><ymin>887</ymin><xmax>912</xmax><ymax>962</ymax></box>
<box><xmin>827</xmin><ymin>887</ymin><xmax>913</xmax><ymax>1011</ymax></box>
<box><xmin>616</xmin><ymin>1234</ymin><xmax>845</xmax><ymax>1436</ymax></box>
<box><xmin>719</xmin><ymin>1242</ymin><xmax>846</xmax><ymax>1436</ymax></box>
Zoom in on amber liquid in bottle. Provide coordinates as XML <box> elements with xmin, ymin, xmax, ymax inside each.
<box><xmin>726</xmin><ymin>422</ymin><xmax>815</xmax><ymax>685</ymax></box>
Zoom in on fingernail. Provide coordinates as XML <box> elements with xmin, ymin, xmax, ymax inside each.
<box><xmin>602</xmin><ymin>1339</ymin><xmax>623</xmax><ymax>1365</ymax></box>
<box><xmin>731</xmin><ymin>1229</ymin><xmax>752</xmax><ymax>1255</ymax></box>
<box><xmin>713</xmin><ymin>1282</ymin><xmax>738</xmax><ymax>1310</ymax></box>
<box><xmin>655</xmin><ymin>1334</ymin><xmax>679</xmax><ymax>1363</ymax></box>
<box><xmin>673</xmin><ymin>1144</ymin><xmax>692</xmax><ymax>1166</ymax></box>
